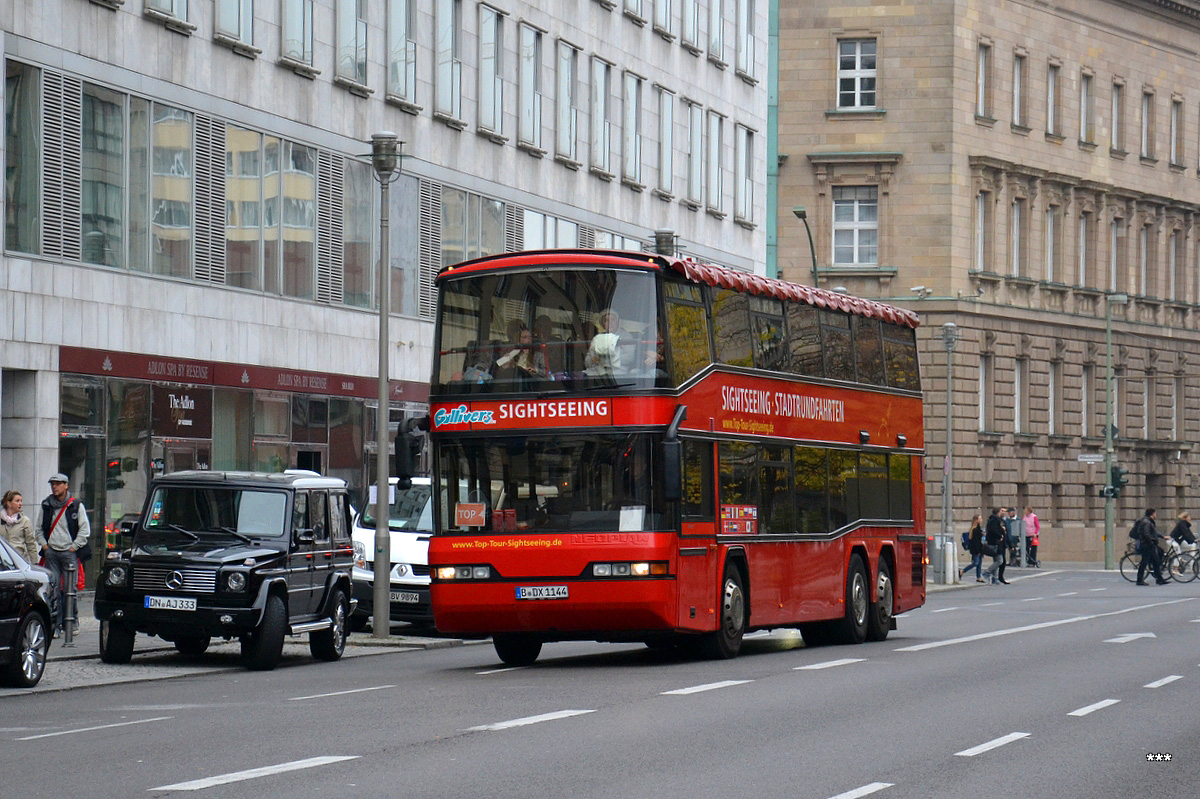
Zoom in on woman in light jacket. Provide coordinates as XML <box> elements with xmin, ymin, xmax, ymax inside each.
<box><xmin>1</xmin><ymin>490</ymin><xmax>42</xmax><ymax>563</ymax></box>
<box><xmin>1023</xmin><ymin>506</ymin><xmax>1040</xmax><ymax>568</ymax></box>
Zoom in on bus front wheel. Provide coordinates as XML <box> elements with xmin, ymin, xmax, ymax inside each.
<box><xmin>493</xmin><ymin>633</ymin><xmax>542</xmax><ymax>666</ymax></box>
<box><xmin>701</xmin><ymin>567</ymin><xmax>746</xmax><ymax>659</ymax></box>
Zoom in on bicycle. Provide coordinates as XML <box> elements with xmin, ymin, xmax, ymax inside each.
<box><xmin>1164</xmin><ymin>544</ymin><xmax>1200</xmax><ymax>583</ymax></box>
<box><xmin>1119</xmin><ymin>542</ymin><xmax>1184</xmax><ymax>583</ymax></box>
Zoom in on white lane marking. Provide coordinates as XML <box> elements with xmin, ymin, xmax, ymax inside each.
<box><xmin>150</xmin><ymin>756</ymin><xmax>359</xmax><ymax>791</ymax></box>
<box><xmin>1068</xmin><ymin>699</ymin><xmax>1120</xmax><ymax>717</ymax></box>
<box><xmin>1021</xmin><ymin>597</ymin><xmax>1045</xmax><ymax>602</ymax></box>
<box><xmin>828</xmin><ymin>782</ymin><xmax>893</xmax><ymax>799</ymax></box>
<box><xmin>980</xmin><ymin>602</ymin><xmax>1005</xmax><ymax>607</ymax></box>
<box><xmin>288</xmin><ymin>685</ymin><xmax>396</xmax><ymax>701</ymax></box>
<box><xmin>930</xmin><ymin>607</ymin><xmax>959</xmax><ymax>613</ymax></box>
<box><xmin>955</xmin><ymin>732</ymin><xmax>1030</xmax><ymax>757</ymax></box>
<box><xmin>795</xmin><ymin>658</ymin><xmax>865</xmax><ymax>671</ymax></box>
<box><xmin>476</xmin><ymin>666</ymin><xmax>527</xmax><ymax>675</ymax></box>
<box><xmin>895</xmin><ymin>598</ymin><xmax>1193</xmax><ymax>652</ymax></box>
<box><xmin>465</xmin><ymin>709</ymin><xmax>595</xmax><ymax>731</ymax></box>
<box><xmin>1057</xmin><ymin>592</ymin><xmax>1078</xmax><ymax>597</ymax></box>
<box><xmin>1190</xmin><ymin>619</ymin><xmax>1200</xmax><ymax>623</ymax></box>
<box><xmin>661</xmin><ymin>679</ymin><xmax>753</xmax><ymax>695</ymax></box>
<box><xmin>1089</xmin><ymin>588</ymin><xmax>1107</xmax><ymax>592</ymax></box>
<box><xmin>1144</xmin><ymin>675</ymin><xmax>1183</xmax><ymax>689</ymax></box>
<box><xmin>1105</xmin><ymin>632</ymin><xmax>1156</xmax><ymax>644</ymax></box>
<box><xmin>18</xmin><ymin>716</ymin><xmax>172</xmax><ymax>741</ymax></box>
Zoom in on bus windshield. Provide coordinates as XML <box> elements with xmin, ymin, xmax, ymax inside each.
<box><xmin>436</xmin><ymin>433</ymin><xmax>671</xmax><ymax>534</ymax></box>
<box><xmin>434</xmin><ymin>267</ymin><xmax>665</xmax><ymax>394</ymax></box>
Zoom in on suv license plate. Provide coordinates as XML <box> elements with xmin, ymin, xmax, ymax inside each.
<box><xmin>145</xmin><ymin>595</ymin><xmax>197</xmax><ymax>611</ymax></box>
<box><xmin>391</xmin><ymin>591</ymin><xmax>420</xmax><ymax>603</ymax></box>
<box><xmin>515</xmin><ymin>585</ymin><xmax>568</xmax><ymax>600</ymax></box>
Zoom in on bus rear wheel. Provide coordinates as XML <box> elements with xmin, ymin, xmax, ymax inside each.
<box><xmin>701</xmin><ymin>567</ymin><xmax>746</xmax><ymax>659</ymax></box>
<box><xmin>831</xmin><ymin>554</ymin><xmax>869</xmax><ymax>645</ymax></box>
<box><xmin>866</xmin><ymin>557</ymin><xmax>893</xmax><ymax>642</ymax></box>
<box><xmin>493</xmin><ymin>633</ymin><xmax>542</xmax><ymax>666</ymax></box>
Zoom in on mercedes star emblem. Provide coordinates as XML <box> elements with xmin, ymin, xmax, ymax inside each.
<box><xmin>166</xmin><ymin>570</ymin><xmax>185</xmax><ymax>590</ymax></box>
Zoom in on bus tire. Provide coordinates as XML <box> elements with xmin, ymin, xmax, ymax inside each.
<box><xmin>832</xmin><ymin>554</ymin><xmax>869</xmax><ymax>645</ymax></box>
<box><xmin>866</xmin><ymin>557</ymin><xmax>893</xmax><ymax>642</ymax></box>
<box><xmin>701</xmin><ymin>567</ymin><xmax>746</xmax><ymax>659</ymax></box>
<box><xmin>493</xmin><ymin>633</ymin><xmax>542</xmax><ymax>666</ymax></box>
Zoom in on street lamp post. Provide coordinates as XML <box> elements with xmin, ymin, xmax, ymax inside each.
<box><xmin>1103</xmin><ymin>292</ymin><xmax>1128</xmax><ymax>570</ymax></box>
<box><xmin>941</xmin><ymin>323</ymin><xmax>959</xmax><ymax>583</ymax></box>
<box><xmin>370</xmin><ymin>132</ymin><xmax>402</xmax><ymax>638</ymax></box>
<box><xmin>792</xmin><ymin>206</ymin><xmax>819</xmax><ymax>287</ymax></box>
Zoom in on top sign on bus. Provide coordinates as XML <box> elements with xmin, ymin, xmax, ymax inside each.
<box><xmin>1077</xmin><ymin>453</ymin><xmax>1105</xmax><ymax>464</ymax></box>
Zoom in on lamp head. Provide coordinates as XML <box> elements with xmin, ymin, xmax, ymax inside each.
<box><xmin>370</xmin><ymin>132</ymin><xmax>402</xmax><ymax>179</ymax></box>
<box><xmin>792</xmin><ymin>205</ymin><xmax>807</xmax><ymax>220</ymax></box>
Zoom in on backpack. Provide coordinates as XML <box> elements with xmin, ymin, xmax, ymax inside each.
<box><xmin>961</xmin><ymin>531</ymin><xmax>971</xmax><ymax>551</ymax></box>
<box><xmin>1128</xmin><ymin>522</ymin><xmax>1140</xmax><ymax>540</ymax></box>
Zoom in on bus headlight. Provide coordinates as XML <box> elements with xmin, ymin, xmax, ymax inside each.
<box><xmin>435</xmin><ymin>565</ymin><xmax>492</xmax><ymax>580</ymax></box>
<box><xmin>589</xmin><ymin>561</ymin><xmax>668</xmax><ymax>577</ymax></box>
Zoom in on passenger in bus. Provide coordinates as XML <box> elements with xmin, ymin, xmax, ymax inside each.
<box><xmin>634</xmin><ymin>336</ymin><xmax>667</xmax><ymax>380</ymax></box>
<box><xmin>495</xmin><ymin>323</ymin><xmax>547</xmax><ymax>380</ymax></box>
<box><xmin>533</xmin><ymin>315</ymin><xmax>569</xmax><ymax>376</ymax></box>
<box><xmin>461</xmin><ymin>340</ymin><xmax>494</xmax><ymax>383</ymax></box>
<box><xmin>585</xmin><ymin>310</ymin><xmax>624</xmax><ymax>375</ymax></box>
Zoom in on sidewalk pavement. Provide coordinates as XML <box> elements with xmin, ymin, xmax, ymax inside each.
<box><xmin>927</xmin><ymin>561</ymin><xmax>1107</xmax><ymax>592</ymax></box>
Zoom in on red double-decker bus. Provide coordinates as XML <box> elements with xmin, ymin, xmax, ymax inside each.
<box><xmin>418</xmin><ymin>248</ymin><xmax>925</xmax><ymax>666</ymax></box>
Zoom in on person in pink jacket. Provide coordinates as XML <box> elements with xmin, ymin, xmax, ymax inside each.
<box><xmin>1023</xmin><ymin>506</ymin><xmax>1040</xmax><ymax>568</ymax></box>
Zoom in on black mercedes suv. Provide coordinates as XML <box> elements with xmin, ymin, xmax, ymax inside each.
<box><xmin>94</xmin><ymin>470</ymin><xmax>355</xmax><ymax>671</ymax></box>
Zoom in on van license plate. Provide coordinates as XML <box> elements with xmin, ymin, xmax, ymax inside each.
<box><xmin>391</xmin><ymin>591</ymin><xmax>420</xmax><ymax>603</ymax></box>
<box><xmin>145</xmin><ymin>595</ymin><xmax>197</xmax><ymax>611</ymax></box>
<box><xmin>515</xmin><ymin>585</ymin><xmax>568</xmax><ymax>600</ymax></box>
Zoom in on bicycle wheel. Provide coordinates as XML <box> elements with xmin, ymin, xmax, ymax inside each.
<box><xmin>1119</xmin><ymin>552</ymin><xmax>1142</xmax><ymax>582</ymax></box>
<box><xmin>1160</xmin><ymin>552</ymin><xmax>1180</xmax><ymax>582</ymax></box>
<box><xmin>1177</xmin><ymin>551</ymin><xmax>1200</xmax><ymax>583</ymax></box>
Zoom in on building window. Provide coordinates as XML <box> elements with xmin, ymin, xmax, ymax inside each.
<box><xmin>478</xmin><ymin>7</ymin><xmax>504</xmax><ymax>136</ymax></box>
<box><xmin>1173</xmin><ymin>375</ymin><xmax>1184</xmax><ymax>440</ymax></box>
<box><xmin>832</xmin><ymin>186</ymin><xmax>878</xmax><ymax>266</ymax></box>
<box><xmin>735</xmin><ymin>0</ymin><xmax>755</xmax><ymax>79</ymax></box>
<box><xmin>654</xmin><ymin>0</ymin><xmax>673</xmax><ymax>38</ymax></box>
<box><xmin>133</xmin><ymin>103</ymin><xmax>195</xmax><ymax>279</ymax></box>
<box><xmin>1079</xmin><ymin>72</ymin><xmax>1094</xmax><ymax>143</ymax></box>
<box><xmin>621</xmin><ymin>72</ymin><xmax>643</xmax><ymax>185</ymax></box>
<box><xmin>1044</xmin><ymin>204</ymin><xmax>1060</xmax><ymax>282</ymax></box>
<box><xmin>1081</xmin><ymin>363</ymin><xmax>1092</xmax><ymax>437</ymax></box>
<box><xmin>335</xmin><ymin>0</ymin><xmax>368</xmax><ymax>86</ymax></box>
<box><xmin>685</xmin><ymin>101</ymin><xmax>703</xmax><ymax>205</ymax></box>
<box><xmin>656</xmin><ymin>86</ymin><xmax>674</xmax><ymax>196</ymax></box>
<box><xmin>268</xmin><ymin>140</ymin><xmax>317</xmax><ymax>299</ymax></box>
<box><xmin>1077</xmin><ymin>212</ymin><xmax>1090</xmax><ymax>287</ymax></box>
<box><xmin>624</xmin><ymin>0</ymin><xmax>644</xmax><ymax>21</ymax></box>
<box><xmin>975</xmin><ymin>191</ymin><xmax>991</xmax><ymax>271</ymax></box>
<box><xmin>519</xmin><ymin>24</ymin><xmax>543</xmax><ymax>149</ymax></box>
<box><xmin>521</xmin><ymin>208</ymin><xmax>578</xmax><ymax>250</ymax></box>
<box><xmin>282</xmin><ymin>0</ymin><xmax>315</xmax><ymax>67</ymax></box>
<box><xmin>734</xmin><ymin>124</ymin><xmax>753</xmax><ymax>224</ymax></box>
<box><xmin>216</xmin><ymin>0</ymin><xmax>253</xmax><ymax>46</ymax></box>
<box><xmin>224</xmin><ymin>125</ymin><xmax>262</xmax><ymax>289</ymax></box>
<box><xmin>837</xmin><ymin>39</ymin><xmax>876</xmax><ymax>110</ymax></box>
<box><xmin>148</xmin><ymin>0</ymin><xmax>188</xmax><ymax>20</ymax></box>
<box><xmin>590</xmin><ymin>57</ymin><xmax>612</xmax><ymax>174</ymax></box>
<box><xmin>1046</xmin><ymin>62</ymin><xmax>1060</xmax><ymax>136</ymax></box>
<box><xmin>1170</xmin><ymin>98</ymin><xmax>1183</xmax><ymax>165</ymax></box>
<box><xmin>681</xmin><ymin>0</ymin><xmax>699</xmax><ymax>50</ymax></box>
<box><xmin>976</xmin><ymin>41</ymin><xmax>991</xmax><ymax>118</ymax></box>
<box><xmin>1010</xmin><ymin>197</ymin><xmax>1026</xmax><ymax>276</ymax></box>
<box><xmin>1014</xmin><ymin>358</ymin><xmax>1026</xmax><ymax>434</ymax></box>
<box><xmin>1142</xmin><ymin>377</ymin><xmax>1151</xmax><ymax>439</ymax></box>
<box><xmin>1012</xmin><ymin>52</ymin><xmax>1027</xmax><ymax>127</ymax></box>
<box><xmin>706</xmin><ymin>110</ymin><xmax>724</xmax><ymax>213</ymax></box>
<box><xmin>1141</xmin><ymin>90</ymin><xmax>1155</xmax><ymax>159</ymax></box>
<box><xmin>1111</xmin><ymin>80</ymin><xmax>1125</xmax><ymax>151</ymax></box>
<box><xmin>442</xmin><ymin>188</ymin><xmax>506</xmax><ymax>266</ymax></box>
<box><xmin>1049</xmin><ymin>360</ymin><xmax>1060</xmax><ymax>435</ymax></box>
<box><xmin>434</xmin><ymin>0</ymin><xmax>463</xmax><ymax>122</ymax></box>
<box><xmin>979</xmin><ymin>354</ymin><xmax>993</xmax><ymax>432</ymax></box>
<box><xmin>387</xmin><ymin>0</ymin><xmax>417</xmax><ymax>103</ymax></box>
<box><xmin>556</xmin><ymin>41</ymin><xmax>580</xmax><ymax>162</ymax></box>
<box><xmin>1109</xmin><ymin>217</ymin><xmax>1124</xmax><ymax>292</ymax></box>
<box><xmin>708</xmin><ymin>0</ymin><xmax>725</xmax><ymax>65</ymax></box>
<box><xmin>82</xmin><ymin>83</ymin><xmax>126</xmax><ymax>269</ymax></box>
<box><xmin>1139</xmin><ymin>224</ymin><xmax>1150</xmax><ymax>295</ymax></box>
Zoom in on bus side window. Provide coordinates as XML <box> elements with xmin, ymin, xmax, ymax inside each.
<box><xmin>785</xmin><ymin>302</ymin><xmax>822</xmax><ymax>377</ymax></box>
<box><xmin>681</xmin><ymin>439</ymin><xmax>714</xmax><ymax>519</ymax></box>
<box><xmin>712</xmin><ymin>289</ymin><xmax>753</xmax><ymax>367</ymax></box>
<box><xmin>854</xmin><ymin>317</ymin><xmax>886</xmax><ymax>386</ymax></box>
<box><xmin>664</xmin><ymin>289</ymin><xmax>711</xmax><ymax>385</ymax></box>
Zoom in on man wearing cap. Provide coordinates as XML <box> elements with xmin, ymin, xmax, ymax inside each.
<box><xmin>40</xmin><ymin>473</ymin><xmax>90</xmax><ymax>637</ymax></box>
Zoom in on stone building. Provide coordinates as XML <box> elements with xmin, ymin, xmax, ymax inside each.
<box><xmin>1</xmin><ymin>0</ymin><xmax>766</xmax><ymax>571</ymax></box>
<box><xmin>777</xmin><ymin>0</ymin><xmax>1200</xmax><ymax>561</ymax></box>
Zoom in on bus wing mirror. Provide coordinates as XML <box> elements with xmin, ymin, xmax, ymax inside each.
<box><xmin>662</xmin><ymin>439</ymin><xmax>683</xmax><ymax>502</ymax></box>
<box><xmin>394</xmin><ymin>416</ymin><xmax>429</xmax><ymax>491</ymax></box>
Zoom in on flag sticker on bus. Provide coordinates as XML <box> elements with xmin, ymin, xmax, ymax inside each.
<box><xmin>720</xmin><ymin>505</ymin><xmax>758</xmax><ymax>535</ymax></box>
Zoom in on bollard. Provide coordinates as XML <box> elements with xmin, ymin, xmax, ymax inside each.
<box><xmin>63</xmin><ymin>555</ymin><xmax>77</xmax><ymax>648</ymax></box>
<box><xmin>943</xmin><ymin>541</ymin><xmax>956</xmax><ymax>585</ymax></box>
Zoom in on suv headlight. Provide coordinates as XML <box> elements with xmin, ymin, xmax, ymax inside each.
<box><xmin>105</xmin><ymin>565</ymin><xmax>129</xmax><ymax>587</ymax></box>
<box><xmin>224</xmin><ymin>572</ymin><xmax>248</xmax><ymax>592</ymax></box>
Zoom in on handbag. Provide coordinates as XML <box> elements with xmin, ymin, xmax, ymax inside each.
<box><xmin>982</xmin><ymin>543</ymin><xmax>998</xmax><ymax>557</ymax></box>
<box><xmin>76</xmin><ymin>541</ymin><xmax>93</xmax><ymax>563</ymax></box>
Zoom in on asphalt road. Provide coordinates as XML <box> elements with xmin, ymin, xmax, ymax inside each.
<box><xmin>2</xmin><ymin>568</ymin><xmax>1197</xmax><ymax>798</ymax></box>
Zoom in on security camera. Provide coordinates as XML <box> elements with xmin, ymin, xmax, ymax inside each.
<box><xmin>910</xmin><ymin>285</ymin><xmax>926</xmax><ymax>294</ymax></box>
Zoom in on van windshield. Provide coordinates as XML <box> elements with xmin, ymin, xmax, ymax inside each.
<box><xmin>361</xmin><ymin>483</ymin><xmax>433</xmax><ymax>532</ymax></box>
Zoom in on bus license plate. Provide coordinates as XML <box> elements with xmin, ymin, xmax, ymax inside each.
<box><xmin>391</xmin><ymin>591</ymin><xmax>420</xmax><ymax>604</ymax></box>
<box><xmin>145</xmin><ymin>595</ymin><xmax>197</xmax><ymax>611</ymax></box>
<box><xmin>515</xmin><ymin>585</ymin><xmax>568</xmax><ymax>600</ymax></box>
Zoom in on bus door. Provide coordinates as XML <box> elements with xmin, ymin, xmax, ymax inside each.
<box><xmin>675</xmin><ymin>440</ymin><xmax>717</xmax><ymax>631</ymax></box>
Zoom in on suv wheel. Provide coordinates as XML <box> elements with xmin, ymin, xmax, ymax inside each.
<box><xmin>310</xmin><ymin>589</ymin><xmax>348</xmax><ymax>661</ymax></box>
<box><xmin>99</xmin><ymin>620</ymin><xmax>135</xmax><ymax>664</ymax></box>
<box><xmin>241</xmin><ymin>594</ymin><xmax>286</xmax><ymax>671</ymax></box>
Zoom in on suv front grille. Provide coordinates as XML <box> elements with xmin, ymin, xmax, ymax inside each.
<box><xmin>133</xmin><ymin>566</ymin><xmax>218</xmax><ymax>594</ymax></box>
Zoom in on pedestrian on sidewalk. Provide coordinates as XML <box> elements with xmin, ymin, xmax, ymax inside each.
<box><xmin>959</xmin><ymin>513</ymin><xmax>985</xmax><ymax>582</ymax></box>
<box><xmin>2</xmin><ymin>490</ymin><xmax>42</xmax><ymax>563</ymax></box>
<box><xmin>1134</xmin><ymin>508</ymin><xmax>1168</xmax><ymax>586</ymax></box>
<box><xmin>982</xmin><ymin>508</ymin><xmax>1009</xmax><ymax>585</ymax></box>
<box><xmin>1023</xmin><ymin>505</ymin><xmax>1040</xmax><ymax>567</ymax></box>
<box><xmin>40</xmin><ymin>473</ymin><xmax>91</xmax><ymax>636</ymax></box>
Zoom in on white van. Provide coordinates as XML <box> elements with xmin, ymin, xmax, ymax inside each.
<box><xmin>350</xmin><ymin>477</ymin><xmax>434</xmax><ymax>631</ymax></box>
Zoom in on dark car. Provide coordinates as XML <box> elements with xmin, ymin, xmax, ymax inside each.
<box><xmin>0</xmin><ymin>537</ymin><xmax>52</xmax><ymax>688</ymax></box>
<box><xmin>94</xmin><ymin>470</ymin><xmax>356</xmax><ymax>671</ymax></box>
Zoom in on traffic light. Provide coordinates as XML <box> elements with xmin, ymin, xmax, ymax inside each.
<box><xmin>1110</xmin><ymin>465</ymin><xmax>1129</xmax><ymax>498</ymax></box>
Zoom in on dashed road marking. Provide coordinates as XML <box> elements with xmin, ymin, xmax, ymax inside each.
<box><xmin>955</xmin><ymin>732</ymin><xmax>1030</xmax><ymax>757</ymax></box>
<box><xmin>1144</xmin><ymin>675</ymin><xmax>1183</xmax><ymax>689</ymax></box>
<box><xmin>827</xmin><ymin>782</ymin><xmax>893</xmax><ymax>799</ymax></box>
<box><xmin>18</xmin><ymin>716</ymin><xmax>172</xmax><ymax>741</ymax></box>
<box><xmin>1068</xmin><ymin>699</ymin><xmax>1120</xmax><ymax>716</ymax></box>
<box><xmin>288</xmin><ymin>685</ymin><xmax>395</xmax><ymax>701</ymax></box>
<box><xmin>150</xmin><ymin>756</ymin><xmax>359</xmax><ymax>791</ymax></box>
<box><xmin>661</xmin><ymin>680</ymin><xmax>753</xmax><ymax>695</ymax></box>
<box><xmin>795</xmin><ymin>659</ymin><xmax>865</xmax><ymax>671</ymax></box>
<box><xmin>465</xmin><ymin>709</ymin><xmax>595</xmax><ymax>731</ymax></box>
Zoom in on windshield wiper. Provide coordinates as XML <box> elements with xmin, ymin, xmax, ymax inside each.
<box><xmin>214</xmin><ymin>526</ymin><xmax>255</xmax><ymax>545</ymax></box>
<box><xmin>166</xmin><ymin>524</ymin><xmax>199</xmax><ymax>542</ymax></box>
